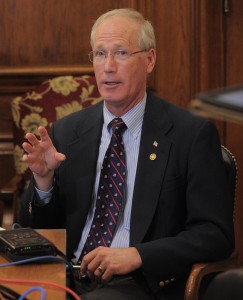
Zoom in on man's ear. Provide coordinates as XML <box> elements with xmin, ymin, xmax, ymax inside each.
<box><xmin>146</xmin><ymin>48</ymin><xmax>156</xmax><ymax>74</ymax></box>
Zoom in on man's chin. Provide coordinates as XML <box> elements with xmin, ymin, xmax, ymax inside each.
<box><xmin>100</xmin><ymin>85</ymin><xmax>122</xmax><ymax>100</ymax></box>
<box><xmin>103</xmin><ymin>97</ymin><xmax>122</xmax><ymax>104</ymax></box>
<box><xmin>101</xmin><ymin>92</ymin><xmax>121</xmax><ymax>103</ymax></box>
<box><xmin>102</xmin><ymin>96</ymin><xmax>125</xmax><ymax>109</ymax></box>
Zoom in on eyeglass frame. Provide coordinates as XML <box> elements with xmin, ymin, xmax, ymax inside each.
<box><xmin>88</xmin><ymin>49</ymin><xmax>147</xmax><ymax>63</ymax></box>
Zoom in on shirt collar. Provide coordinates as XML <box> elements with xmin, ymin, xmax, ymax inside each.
<box><xmin>103</xmin><ymin>94</ymin><xmax>147</xmax><ymax>139</ymax></box>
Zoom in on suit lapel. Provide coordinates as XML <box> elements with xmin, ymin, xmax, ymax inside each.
<box><xmin>66</xmin><ymin>105</ymin><xmax>104</xmax><ymax>219</ymax></box>
<box><xmin>130</xmin><ymin>95</ymin><xmax>173</xmax><ymax>245</ymax></box>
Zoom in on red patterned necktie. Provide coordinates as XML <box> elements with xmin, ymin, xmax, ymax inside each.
<box><xmin>79</xmin><ymin>118</ymin><xmax>127</xmax><ymax>261</ymax></box>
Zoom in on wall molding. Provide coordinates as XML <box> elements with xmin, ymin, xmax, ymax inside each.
<box><xmin>0</xmin><ymin>65</ymin><xmax>94</xmax><ymax>93</ymax></box>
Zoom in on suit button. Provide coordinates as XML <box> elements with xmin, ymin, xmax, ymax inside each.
<box><xmin>159</xmin><ymin>281</ymin><xmax>165</xmax><ymax>287</ymax></box>
<box><xmin>165</xmin><ymin>280</ymin><xmax>170</xmax><ymax>285</ymax></box>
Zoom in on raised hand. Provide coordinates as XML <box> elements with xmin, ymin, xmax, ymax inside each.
<box><xmin>22</xmin><ymin>126</ymin><xmax>66</xmax><ymax>191</ymax></box>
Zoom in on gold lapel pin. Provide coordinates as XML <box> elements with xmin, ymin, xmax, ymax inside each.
<box><xmin>149</xmin><ymin>153</ymin><xmax>157</xmax><ymax>160</ymax></box>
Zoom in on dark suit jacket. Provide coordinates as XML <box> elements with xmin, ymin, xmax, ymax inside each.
<box><xmin>19</xmin><ymin>91</ymin><xmax>234</xmax><ymax>299</ymax></box>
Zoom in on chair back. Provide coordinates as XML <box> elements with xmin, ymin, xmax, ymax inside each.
<box><xmin>184</xmin><ymin>145</ymin><xmax>238</xmax><ymax>300</ymax></box>
<box><xmin>11</xmin><ymin>75</ymin><xmax>102</xmax><ymax>190</ymax></box>
<box><xmin>221</xmin><ymin>145</ymin><xmax>238</xmax><ymax>221</ymax></box>
<box><xmin>202</xmin><ymin>268</ymin><xmax>243</xmax><ymax>300</ymax></box>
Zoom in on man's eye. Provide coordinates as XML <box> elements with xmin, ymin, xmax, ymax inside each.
<box><xmin>116</xmin><ymin>50</ymin><xmax>128</xmax><ymax>56</ymax></box>
<box><xmin>95</xmin><ymin>51</ymin><xmax>106</xmax><ymax>57</ymax></box>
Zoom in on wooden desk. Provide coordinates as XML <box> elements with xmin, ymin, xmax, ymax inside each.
<box><xmin>0</xmin><ymin>229</ymin><xmax>67</xmax><ymax>300</ymax></box>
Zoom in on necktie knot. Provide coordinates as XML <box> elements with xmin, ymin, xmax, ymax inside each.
<box><xmin>110</xmin><ymin>118</ymin><xmax>126</xmax><ymax>135</ymax></box>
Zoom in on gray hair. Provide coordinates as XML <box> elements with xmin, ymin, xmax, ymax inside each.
<box><xmin>90</xmin><ymin>8</ymin><xmax>156</xmax><ymax>50</ymax></box>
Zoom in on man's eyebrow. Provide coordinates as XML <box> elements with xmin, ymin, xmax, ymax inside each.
<box><xmin>94</xmin><ymin>44</ymin><xmax>126</xmax><ymax>50</ymax></box>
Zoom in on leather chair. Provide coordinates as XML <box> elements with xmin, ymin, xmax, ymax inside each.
<box><xmin>0</xmin><ymin>75</ymin><xmax>102</xmax><ymax>224</ymax></box>
<box><xmin>184</xmin><ymin>145</ymin><xmax>238</xmax><ymax>300</ymax></box>
<box><xmin>202</xmin><ymin>268</ymin><xmax>243</xmax><ymax>300</ymax></box>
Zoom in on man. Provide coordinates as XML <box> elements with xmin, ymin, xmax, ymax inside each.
<box><xmin>19</xmin><ymin>8</ymin><xmax>234</xmax><ymax>300</ymax></box>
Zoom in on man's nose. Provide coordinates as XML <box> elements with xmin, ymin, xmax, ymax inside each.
<box><xmin>104</xmin><ymin>53</ymin><xmax>117</xmax><ymax>72</ymax></box>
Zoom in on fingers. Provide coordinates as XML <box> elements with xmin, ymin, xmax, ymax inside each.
<box><xmin>22</xmin><ymin>141</ymin><xmax>41</xmax><ymax>164</ymax></box>
<box><xmin>22</xmin><ymin>127</ymin><xmax>49</xmax><ymax>162</ymax></box>
<box><xmin>55</xmin><ymin>151</ymin><xmax>66</xmax><ymax>162</ymax></box>
<box><xmin>80</xmin><ymin>249</ymin><xmax>97</xmax><ymax>275</ymax></box>
<box><xmin>24</xmin><ymin>133</ymin><xmax>40</xmax><ymax>149</ymax></box>
<box><xmin>94</xmin><ymin>265</ymin><xmax>106</xmax><ymax>277</ymax></box>
<box><xmin>80</xmin><ymin>247</ymin><xmax>112</xmax><ymax>282</ymax></box>
<box><xmin>94</xmin><ymin>265</ymin><xmax>111</xmax><ymax>281</ymax></box>
<box><xmin>80</xmin><ymin>248</ymin><xmax>103</xmax><ymax>279</ymax></box>
<box><xmin>37</xmin><ymin>126</ymin><xmax>52</xmax><ymax>143</ymax></box>
<box><xmin>24</xmin><ymin>127</ymin><xmax>50</xmax><ymax>146</ymax></box>
<box><xmin>22</xmin><ymin>126</ymin><xmax>66</xmax><ymax>173</ymax></box>
<box><xmin>80</xmin><ymin>247</ymin><xmax>142</xmax><ymax>283</ymax></box>
<box><xmin>22</xmin><ymin>141</ymin><xmax>36</xmax><ymax>155</ymax></box>
<box><xmin>89</xmin><ymin>263</ymin><xmax>111</xmax><ymax>282</ymax></box>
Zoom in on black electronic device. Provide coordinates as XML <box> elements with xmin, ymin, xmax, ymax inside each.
<box><xmin>197</xmin><ymin>85</ymin><xmax>243</xmax><ymax>112</ymax></box>
<box><xmin>0</xmin><ymin>228</ymin><xmax>56</xmax><ymax>262</ymax></box>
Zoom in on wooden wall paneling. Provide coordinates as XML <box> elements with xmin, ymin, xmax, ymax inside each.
<box><xmin>0</xmin><ymin>154</ymin><xmax>15</xmax><ymax>187</ymax></box>
<box><xmin>192</xmin><ymin>0</ymin><xmax>243</xmax><ymax>266</ymax></box>
<box><xmin>0</xmin><ymin>65</ymin><xmax>94</xmax><ymax>92</ymax></box>
<box><xmin>190</xmin><ymin>0</ymin><xmax>226</xmax><ymax>142</ymax></box>
<box><xmin>125</xmin><ymin>0</ymin><xmax>156</xmax><ymax>92</ymax></box>
<box><xmin>0</xmin><ymin>0</ymin><xmax>123</xmax><ymax>67</ymax></box>
<box><xmin>192</xmin><ymin>0</ymin><xmax>225</xmax><ymax>93</ymax></box>
<box><xmin>0</xmin><ymin>94</ymin><xmax>15</xmax><ymax>190</ymax></box>
<box><xmin>152</xmin><ymin>0</ymin><xmax>193</xmax><ymax>108</ymax></box>
<box><xmin>2</xmin><ymin>0</ymin><xmax>197</xmax><ymax>99</ymax></box>
<box><xmin>224</xmin><ymin>0</ymin><xmax>243</xmax><ymax>266</ymax></box>
<box><xmin>0</xmin><ymin>141</ymin><xmax>14</xmax><ymax>191</ymax></box>
<box><xmin>0</xmin><ymin>0</ymin><xmax>158</xmax><ymax>67</ymax></box>
<box><xmin>191</xmin><ymin>0</ymin><xmax>243</xmax><ymax>265</ymax></box>
<box><xmin>0</xmin><ymin>96</ymin><xmax>13</xmax><ymax>135</ymax></box>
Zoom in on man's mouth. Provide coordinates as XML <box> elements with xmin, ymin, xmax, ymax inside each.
<box><xmin>104</xmin><ymin>81</ymin><xmax>120</xmax><ymax>85</ymax></box>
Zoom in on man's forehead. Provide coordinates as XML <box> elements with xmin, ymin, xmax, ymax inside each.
<box><xmin>96</xmin><ymin>16</ymin><xmax>139</xmax><ymax>35</ymax></box>
<box><xmin>94</xmin><ymin>17</ymin><xmax>139</xmax><ymax>47</ymax></box>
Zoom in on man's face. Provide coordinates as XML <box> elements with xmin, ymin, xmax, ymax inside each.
<box><xmin>92</xmin><ymin>16</ymin><xmax>156</xmax><ymax>115</ymax></box>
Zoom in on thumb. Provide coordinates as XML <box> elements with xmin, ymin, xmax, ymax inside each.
<box><xmin>55</xmin><ymin>152</ymin><xmax>66</xmax><ymax>162</ymax></box>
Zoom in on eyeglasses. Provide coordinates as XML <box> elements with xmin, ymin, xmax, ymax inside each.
<box><xmin>88</xmin><ymin>49</ymin><xmax>147</xmax><ymax>64</ymax></box>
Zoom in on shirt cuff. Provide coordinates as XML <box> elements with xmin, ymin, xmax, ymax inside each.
<box><xmin>35</xmin><ymin>186</ymin><xmax>54</xmax><ymax>205</ymax></box>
